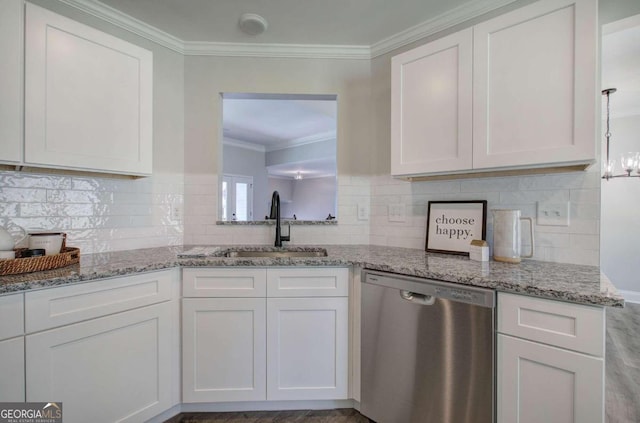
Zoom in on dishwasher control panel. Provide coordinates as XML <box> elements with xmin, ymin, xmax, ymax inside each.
<box><xmin>435</xmin><ymin>287</ymin><xmax>487</xmax><ymax>305</ymax></box>
<box><xmin>364</xmin><ymin>271</ymin><xmax>495</xmax><ymax>308</ymax></box>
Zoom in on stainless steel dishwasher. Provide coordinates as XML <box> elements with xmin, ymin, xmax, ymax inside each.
<box><xmin>361</xmin><ymin>270</ymin><xmax>495</xmax><ymax>423</ymax></box>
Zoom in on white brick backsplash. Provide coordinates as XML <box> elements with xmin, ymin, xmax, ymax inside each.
<box><xmin>461</xmin><ymin>178</ymin><xmax>519</xmax><ymax>192</ymax></box>
<box><xmin>499</xmin><ymin>189</ymin><xmax>570</xmax><ymax>204</ymax></box>
<box><xmin>0</xmin><ymin>188</ymin><xmax>47</xmax><ymax>203</ymax></box>
<box><xmin>570</xmin><ymin>189</ymin><xmax>600</xmax><ymax>204</ymax></box>
<box><xmin>0</xmin><ymin>170</ymin><xmax>183</xmax><ymax>253</ymax></box>
<box><xmin>370</xmin><ymin>172</ymin><xmax>600</xmax><ymax>263</ymax></box>
<box><xmin>0</xmin><ymin>167</ymin><xmax>600</xmax><ymax>265</ymax></box>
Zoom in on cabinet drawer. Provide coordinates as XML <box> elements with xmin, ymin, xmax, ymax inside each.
<box><xmin>267</xmin><ymin>268</ymin><xmax>349</xmax><ymax>297</ymax></box>
<box><xmin>25</xmin><ymin>270</ymin><xmax>174</xmax><ymax>333</ymax></box>
<box><xmin>182</xmin><ymin>268</ymin><xmax>267</xmax><ymax>298</ymax></box>
<box><xmin>497</xmin><ymin>292</ymin><xmax>604</xmax><ymax>356</ymax></box>
<box><xmin>0</xmin><ymin>294</ymin><xmax>24</xmax><ymax>340</ymax></box>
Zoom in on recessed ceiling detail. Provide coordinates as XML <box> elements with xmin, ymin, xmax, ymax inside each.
<box><xmin>59</xmin><ymin>0</ymin><xmax>517</xmax><ymax>58</ymax></box>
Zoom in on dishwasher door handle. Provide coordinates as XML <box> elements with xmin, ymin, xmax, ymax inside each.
<box><xmin>400</xmin><ymin>290</ymin><xmax>436</xmax><ymax>306</ymax></box>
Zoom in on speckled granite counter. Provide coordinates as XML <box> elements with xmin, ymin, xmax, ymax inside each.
<box><xmin>0</xmin><ymin>245</ymin><xmax>623</xmax><ymax>307</ymax></box>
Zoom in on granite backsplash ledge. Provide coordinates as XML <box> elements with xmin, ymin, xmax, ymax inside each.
<box><xmin>0</xmin><ymin>245</ymin><xmax>623</xmax><ymax>307</ymax></box>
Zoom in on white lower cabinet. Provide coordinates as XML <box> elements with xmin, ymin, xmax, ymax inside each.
<box><xmin>497</xmin><ymin>292</ymin><xmax>605</xmax><ymax>423</ymax></box>
<box><xmin>182</xmin><ymin>298</ymin><xmax>267</xmax><ymax>403</ymax></box>
<box><xmin>0</xmin><ymin>293</ymin><xmax>25</xmax><ymax>402</ymax></box>
<box><xmin>182</xmin><ymin>267</ymin><xmax>350</xmax><ymax>404</ymax></box>
<box><xmin>498</xmin><ymin>334</ymin><xmax>604</xmax><ymax>423</ymax></box>
<box><xmin>23</xmin><ymin>270</ymin><xmax>179</xmax><ymax>423</ymax></box>
<box><xmin>26</xmin><ymin>302</ymin><xmax>172</xmax><ymax>423</ymax></box>
<box><xmin>267</xmin><ymin>297</ymin><xmax>348</xmax><ymax>400</ymax></box>
<box><xmin>0</xmin><ymin>337</ymin><xmax>25</xmax><ymax>401</ymax></box>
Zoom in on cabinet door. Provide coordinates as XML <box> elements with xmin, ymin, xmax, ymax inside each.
<box><xmin>0</xmin><ymin>0</ymin><xmax>23</xmax><ymax>164</ymax></box>
<box><xmin>473</xmin><ymin>0</ymin><xmax>597</xmax><ymax>169</ymax></box>
<box><xmin>267</xmin><ymin>297</ymin><xmax>348</xmax><ymax>400</ymax></box>
<box><xmin>498</xmin><ymin>334</ymin><xmax>604</xmax><ymax>423</ymax></box>
<box><xmin>0</xmin><ymin>337</ymin><xmax>25</xmax><ymax>402</ymax></box>
<box><xmin>0</xmin><ymin>293</ymin><xmax>24</xmax><ymax>340</ymax></box>
<box><xmin>391</xmin><ymin>28</ymin><xmax>473</xmax><ymax>176</ymax></box>
<box><xmin>26</xmin><ymin>303</ymin><xmax>172</xmax><ymax>423</ymax></box>
<box><xmin>24</xmin><ymin>3</ymin><xmax>153</xmax><ymax>176</ymax></box>
<box><xmin>182</xmin><ymin>298</ymin><xmax>267</xmax><ymax>403</ymax></box>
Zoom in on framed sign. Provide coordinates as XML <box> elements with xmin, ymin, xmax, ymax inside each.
<box><xmin>426</xmin><ymin>200</ymin><xmax>487</xmax><ymax>255</ymax></box>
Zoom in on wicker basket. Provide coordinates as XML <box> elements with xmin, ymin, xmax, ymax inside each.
<box><xmin>0</xmin><ymin>247</ymin><xmax>80</xmax><ymax>276</ymax></box>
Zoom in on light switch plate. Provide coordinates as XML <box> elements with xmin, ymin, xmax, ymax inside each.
<box><xmin>170</xmin><ymin>203</ymin><xmax>183</xmax><ymax>221</ymax></box>
<box><xmin>537</xmin><ymin>202</ymin><xmax>570</xmax><ymax>226</ymax></box>
<box><xmin>357</xmin><ymin>203</ymin><xmax>369</xmax><ymax>221</ymax></box>
<box><xmin>388</xmin><ymin>204</ymin><xmax>406</xmax><ymax>222</ymax></box>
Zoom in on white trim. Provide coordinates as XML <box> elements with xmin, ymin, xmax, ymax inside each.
<box><xmin>370</xmin><ymin>0</ymin><xmax>518</xmax><ymax>58</ymax></box>
<box><xmin>610</xmin><ymin>110</ymin><xmax>640</xmax><ymax>119</ymax></box>
<box><xmin>183</xmin><ymin>41</ymin><xmax>370</xmax><ymax>59</ymax></box>
<box><xmin>58</xmin><ymin>0</ymin><xmax>517</xmax><ymax>60</ymax></box>
<box><xmin>56</xmin><ymin>0</ymin><xmax>184</xmax><ymax>53</ymax></box>
<box><xmin>266</xmin><ymin>131</ymin><xmax>336</xmax><ymax>152</ymax></box>
<box><xmin>602</xmin><ymin>12</ymin><xmax>640</xmax><ymax>35</ymax></box>
<box><xmin>619</xmin><ymin>290</ymin><xmax>640</xmax><ymax>304</ymax></box>
<box><xmin>223</xmin><ymin>137</ymin><xmax>266</xmax><ymax>152</ymax></box>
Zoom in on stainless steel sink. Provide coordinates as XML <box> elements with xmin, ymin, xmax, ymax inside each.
<box><xmin>225</xmin><ymin>249</ymin><xmax>328</xmax><ymax>258</ymax></box>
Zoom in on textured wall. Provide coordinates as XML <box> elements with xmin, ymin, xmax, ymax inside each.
<box><xmin>0</xmin><ymin>171</ymin><xmax>183</xmax><ymax>253</ymax></box>
<box><xmin>369</xmin><ymin>170</ymin><xmax>601</xmax><ymax>266</ymax></box>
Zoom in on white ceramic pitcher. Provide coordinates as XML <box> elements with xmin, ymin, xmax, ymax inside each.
<box><xmin>492</xmin><ymin>209</ymin><xmax>534</xmax><ymax>263</ymax></box>
<box><xmin>0</xmin><ymin>225</ymin><xmax>27</xmax><ymax>251</ymax></box>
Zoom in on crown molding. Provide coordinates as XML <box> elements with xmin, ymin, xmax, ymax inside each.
<box><xmin>57</xmin><ymin>0</ymin><xmax>185</xmax><ymax>53</ymax></box>
<box><xmin>183</xmin><ymin>41</ymin><xmax>370</xmax><ymax>59</ymax></box>
<box><xmin>223</xmin><ymin>137</ymin><xmax>266</xmax><ymax>152</ymax></box>
<box><xmin>61</xmin><ymin>0</ymin><xmax>515</xmax><ymax>59</ymax></box>
<box><xmin>267</xmin><ymin>131</ymin><xmax>337</xmax><ymax>152</ymax></box>
<box><xmin>370</xmin><ymin>0</ymin><xmax>518</xmax><ymax>58</ymax></box>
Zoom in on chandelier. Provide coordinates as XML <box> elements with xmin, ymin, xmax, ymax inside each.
<box><xmin>602</xmin><ymin>88</ymin><xmax>639</xmax><ymax>180</ymax></box>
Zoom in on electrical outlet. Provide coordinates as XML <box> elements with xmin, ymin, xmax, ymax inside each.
<box><xmin>537</xmin><ymin>202</ymin><xmax>570</xmax><ymax>226</ymax></box>
<box><xmin>170</xmin><ymin>203</ymin><xmax>183</xmax><ymax>221</ymax></box>
<box><xmin>388</xmin><ymin>204</ymin><xmax>406</xmax><ymax>222</ymax></box>
<box><xmin>357</xmin><ymin>203</ymin><xmax>369</xmax><ymax>221</ymax></box>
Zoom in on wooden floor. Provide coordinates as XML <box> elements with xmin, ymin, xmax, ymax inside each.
<box><xmin>165</xmin><ymin>409</ymin><xmax>371</xmax><ymax>423</ymax></box>
<box><xmin>606</xmin><ymin>302</ymin><xmax>640</xmax><ymax>423</ymax></box>
<box><xmin>167</xmin><ymin>303</ymin><xmax>640</xmax><ymax>423</ymax></box>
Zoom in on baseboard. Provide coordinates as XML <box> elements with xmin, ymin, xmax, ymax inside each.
<box><xmin>619</xmin><ymin>289</ymin><xmax>640</xmax><ymax>304</ymax></box>
<box><xmin>146</xmin><ymin>404</ymin><xmax>181</xmax><ymax>423</ymax></box>
<box><xmin>181</xmin><ymin>399</ymin><xmax>355</xmax><ymax>413</ymax></box>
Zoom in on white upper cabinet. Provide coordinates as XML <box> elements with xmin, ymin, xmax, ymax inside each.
<box><xmin>473</xmin><ymin>0</ymin><xmax>597</xmax><ymax>170</ymax></box>
<box><xmin>0</xmin><ymin>0</ymin><xmax>23</xmax><ymax>164</ymax></box>
<box><xmin>24</xmin><ymin>3</ymin><xmax>153</xmax><ymax>176</ymax></box>
<box><xmin>391</xmin><ymin>0</ymin><xmax>597</xmax><ymax>178</ymax></box>
<box><xmin>391</xmin><ymin>28</ymin><xmax>473</xmax><ymax>176</ymax></box>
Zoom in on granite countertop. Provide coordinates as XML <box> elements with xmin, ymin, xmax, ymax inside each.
<box><xmin>0</xmin><ymin>244</ymin><xmax>624</xmax><ymax>307</ymax></box>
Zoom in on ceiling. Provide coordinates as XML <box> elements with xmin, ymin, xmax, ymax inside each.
<box><xmin>223</xmin><ymin>97</ymin><xmax>336</xmax><ymax>148</ymax></box>
<box><xmin>97</xmin><ymin>0</ymin><xmax>473</xmax><ymax>46</ymax></box>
